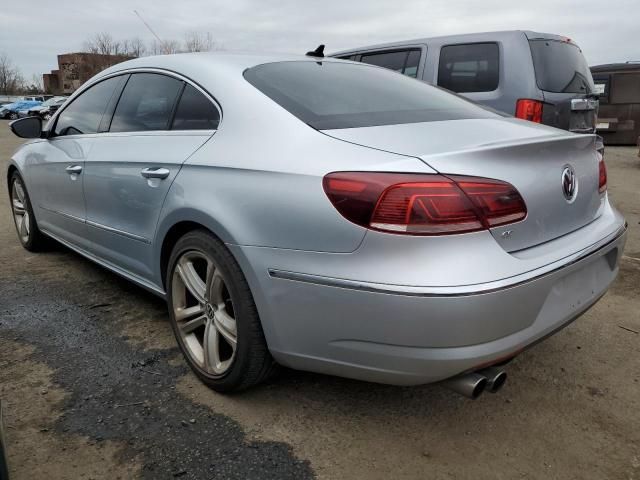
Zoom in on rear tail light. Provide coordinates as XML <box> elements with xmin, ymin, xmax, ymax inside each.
<box><xmin>515</xmin><ymin>99</ymin><xmax>543</xmax><ymax>123</ymax></box>
<box><xmin>323</xmin><ymin>172</ymin><xmax>527</xmax><ymax>235</ymax></box>
<box><xmin>598</xmin><ymin>156</ymin><xmax>607</xmax><ymax>194</ymax></box>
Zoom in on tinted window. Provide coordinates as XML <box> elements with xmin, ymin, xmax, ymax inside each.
<box><xmin>610</xmin><ymin>73</ymin><xmax>640</xmax><ymax>104</ymax></box>
<box><xmin>244</xmin><ymin>61</ymin><xmax>496</xmax><ymax>130</ymax></box>
<box><xmin>361</xmin><ymin>49</ymin><xmax>421</xmax><ymax>78</ymax></box>
<box><xmin>171</xmin><ymin>85</ymin><xmax>220</xmax><ymax>130</ymax></box>
<box><xmin>110</xmin><ymin>73</ymin><xmax>182</xmax><ymax>132</ymax></box>
<box><xmin>529</xmin><ymin>40</ymin><xmax>595</xmax><ymax>94</ymax></box>
<box><xmin>54</xmin><ymin>76</ymin><xmax>121</xmax><ymax>136</ymax></box>
<box><xmin>438</xmin><ymin>43</ymin><xmax>499</xmax><ymax>93</ymax></box>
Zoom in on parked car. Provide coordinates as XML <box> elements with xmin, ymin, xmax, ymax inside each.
<box><xmin>21</xmin><ymin>95</ymin><xmax>50</xmax><ymax>102</ymax></box>
<box><xmin>0</xmin><ymin>100</ymin><xmax>41</xmax><ymax>120</ymax></box>
<box><xmin>6</xmin><ymin>53</ymin><xmax>626</xmax><ymax>398</ymax></box>
<box><xmin>332</xmin><ymin>30</ymin><xmax>599</xmax><ymax>133</ymax></box>
<box><xmin>591</xmin><ymin>62</ymin><xmax>640</xmax><ymax>145</ymax></box>
<box><xmin>19</xmin><ymin>96</ymin><xmax>68</xmax><ymax>120</ymax></box>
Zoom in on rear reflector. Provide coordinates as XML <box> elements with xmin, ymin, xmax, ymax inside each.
<box><xmin>598</xmin><ymin>156</ymin><xmax>607</xmax><ymax>194</ymax></box>
<box><xmin>515</xmin><ymin>99</ymin><xmax>543</xmax><ymax>123</ymax></box>
<box><xmin>323</xmin><ymin>172</ymin><xmax>527</xmax><ymax>235</ymax></box>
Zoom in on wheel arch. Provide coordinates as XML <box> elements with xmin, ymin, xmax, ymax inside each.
<box><xmin>6</xmin><ymin>163</ymin><xmax>19</xmax><ymax>191</ymax></box>
<box><xmin>156</xmin><ymin>209</ymin><xmax>237</xmax><ymax>290</ymax></box>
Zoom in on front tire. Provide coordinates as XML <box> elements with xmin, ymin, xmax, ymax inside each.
<box><xmin>9</xmin><ymin>172</ymin><xmax>47</xmax><ymax>251</ymax></box>
<box><xmin>8</xmin><ymin>112</ymin><xmax>17</xmax><ymax>120</ymax></box>
<box><xmin>166</xmin><ymin>230</ymin><xmax>276</xmax><ymax>392</ymax></box>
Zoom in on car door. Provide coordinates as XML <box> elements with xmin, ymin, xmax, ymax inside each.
<box><xmin>24</xmin><ymin>75</ymin><xmax>126</xmax><ymax>248</ymax></box>
<box><xmin>83</xmin><ymin>72</ymin><xmax>219</xmax><ymax>282</ymax></box>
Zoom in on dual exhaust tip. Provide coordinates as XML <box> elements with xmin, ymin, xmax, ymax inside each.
<box><xmin>443</xmin><ymin>367</ymin><xmax>507</xmax><ymax>399</ymax></box>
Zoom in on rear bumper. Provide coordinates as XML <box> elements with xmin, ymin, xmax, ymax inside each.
<box><xmin>231</xmin><ymin>210</ymin><xmax>627</xmax><ymax>386</ymax></box>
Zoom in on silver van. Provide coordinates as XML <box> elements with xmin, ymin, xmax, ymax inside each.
<box><xmin>332</xmin><ymin>30</ymin><xmax>598</xmax><ymax>133</ymax></box>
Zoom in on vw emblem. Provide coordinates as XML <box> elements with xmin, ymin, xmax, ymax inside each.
<box><xmin>561</xmin><ymin>165</ymin><xmax>578</xmax><ymax>203</ymax></box>
<box><xmin>205</xmin><ymin>302</ymin><xmax>215</xmax><ymax>319</ymax></box>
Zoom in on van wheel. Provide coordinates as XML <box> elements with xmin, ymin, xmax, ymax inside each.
<box><xmin>166</xmin><ymin>230</ymin><xmax>277</xmax><ymax>392</ymax></box>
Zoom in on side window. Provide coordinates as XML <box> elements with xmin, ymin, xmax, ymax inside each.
<box><xmin>171</xmin><ymin>84</ymin><xmax>220</xmax><ymax>130</ymax></box>
<box><xmin>110</xmin><ymin>73</ymin><xmax>183</xmax><ymax>132</ymax></box>
<box><xmin>403</xmin><ymin>50</ymin><xmax>421</xmax><ymax>78</ymax></box>
<box><xmin>610</xmin><ymin>73</ymin><xmax>640</xmax><ymax>104</ymax></box>
<box><xmin>54</xmin><ymin>76</ymin><xmax>122</xmax><ymax>136</ymax></box>
<box><xmin>438</xmin><ymin>43</ymin><xmax>499</xmax><ymax>93</ymax></box>
<box><xmin>360</xmin><ymin>49</ymin><xmax>422</xmax><ymax>77</ymax></box>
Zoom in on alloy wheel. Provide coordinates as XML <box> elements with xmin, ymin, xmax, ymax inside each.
<box><xmin>172</xmin><ymin>250</ymin><xmax>237</xmax><ymax>375</ymax></box>
<box><xmin>11</xmin><ymin>179</ymin><xmax>30</xmax><ymax>244</ymax></box>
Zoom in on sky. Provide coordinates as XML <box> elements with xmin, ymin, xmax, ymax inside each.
<box><xmin>1</xmin><ymin>0</ymin><xmax>639</xmax><ymax>80</ymax></box>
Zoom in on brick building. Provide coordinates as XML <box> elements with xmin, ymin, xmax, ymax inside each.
<box><xmin>43</xmin><ymin>52</ymin><xmax>132</xmax><ymax>95</ymax></box>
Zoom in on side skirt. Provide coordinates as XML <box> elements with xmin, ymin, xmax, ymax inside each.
<box><xmin>40</xmin><ymin>227</ymin><xmax>167</xmax><ymax>299</ymax></box>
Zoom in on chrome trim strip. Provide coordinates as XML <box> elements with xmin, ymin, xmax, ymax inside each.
<box><xmin>269</xmin><ymin>224</ymin><xmax>627</xmax><ymax>297</ymax></box>
<box><xmin>39</xmin><ymin>227</ymin><xmax>165</xmax><ymax>298</ymax></box>
<box><xmin>86</xmin><ymin>220</ymin><xmax>151</xmax><ymax>244</ymax></box>
<box><xmin>48</xmin><ymin>66</ymin><xmax>222</xmax><ymax>137</ymax></box>
<box><xmin>39</xmin><ymin>205</ymin><xmax>85</xmax><ymax>223</ymax></box>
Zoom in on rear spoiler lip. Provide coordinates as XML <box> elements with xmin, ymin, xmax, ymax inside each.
<box><xmin>417</xmin><ymin>130</ymin><xmax>597</xmax><ymax>162</ymax></box>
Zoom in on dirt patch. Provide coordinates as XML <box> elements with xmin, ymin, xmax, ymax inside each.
<box><xmin>0</xmin><ymin>338</ymin><xmax>141</xmax><ymax>479</ymax></box>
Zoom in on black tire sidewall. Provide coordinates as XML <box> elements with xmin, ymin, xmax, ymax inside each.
<box><xmin>10</xmin><ymin>172</ymin><xmax>38</xmax><ymax>250</ymax></box>
<box><xmin>166</xmin><ymin>230</ymin><xmax>261</xmax><ymax>391</ymax></box>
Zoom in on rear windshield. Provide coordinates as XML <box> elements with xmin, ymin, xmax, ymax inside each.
<box><xmin>528</xmin><ymin>39</ymin><xmax>595</xmax><ymax>94</ymax></box>
<box><xmin>244</xmin><ymin>61</ymin><xmax>497</xmax><ymax>130</ymax></box>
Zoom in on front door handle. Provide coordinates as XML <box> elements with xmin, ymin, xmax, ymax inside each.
<box><xmin>65</xmin><ymin>165</ymin><xmax>83</xmax><ymax>174</ymax></box>
<box><xmin>141</xmin><ymin>167</ymin><xmax>170</xmax><ymax>179</ymax></box>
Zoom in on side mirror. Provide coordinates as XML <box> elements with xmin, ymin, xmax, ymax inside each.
<box><xmin>9</xmin><ymin>116</ymin><xmax>43</xmax><ymax>139</ymax></box>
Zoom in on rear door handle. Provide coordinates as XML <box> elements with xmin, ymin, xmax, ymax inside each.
<box><xmin>65</xmin><ymin>165</ymin><xmax>83</xmax><ymax>174</ymax></box>
<box><xmin>141</xmin><ymin>167</ymin><xmax>170</xmax><ymax>179</ymax></box>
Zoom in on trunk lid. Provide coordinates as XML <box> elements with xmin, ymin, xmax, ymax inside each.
<box><xmin>324</xmin><ymin>118</ymin><xmax>603</xmax><ymax>252</ymax></box>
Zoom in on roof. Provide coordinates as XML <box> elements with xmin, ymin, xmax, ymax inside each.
<box><xmin>330</xmin><ymin>30</ymin><xmax>571</xmax><ymax>57</ymax></box>
<box><xmin>590</xmin><ymin>62</ymin><xmax>640</xmax><ymax>73</ymax></box>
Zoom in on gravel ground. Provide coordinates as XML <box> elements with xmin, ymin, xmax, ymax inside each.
<box><xmin>1</xmin><ymin>122</ymin><xmax>639</xmax><ymax>480</ymax></box>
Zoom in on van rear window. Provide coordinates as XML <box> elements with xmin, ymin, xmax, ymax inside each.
<box><xmin>244</xmin><ymin>61</ymin><xmax>496</xmax><ymax>130</ymax></box>
<box><xmin>528</xmin><ymin>40</ymin><xmax>595</xmax><ymax>94</ymax></box>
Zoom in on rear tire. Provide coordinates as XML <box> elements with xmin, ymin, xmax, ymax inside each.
<box><xmin>166</xmin><ymin>229</ymin><xmax>277</xmax><ymax>392</ymax></box>
<box><xmin>9</xmin><ymin>172</ymin><xmax>48</xmax><ymax>251</ymax></box>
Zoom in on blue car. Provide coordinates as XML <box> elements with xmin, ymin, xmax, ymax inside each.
<box><xmin>0</xmin><ymin>100</ymin><xmax>42</xmax><ymax>120</ymax></box>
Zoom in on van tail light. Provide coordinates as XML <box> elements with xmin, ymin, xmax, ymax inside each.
<box><xmin>515</xmin><ymin>99</ymin><xmax>543</xmax><ymax>123</ymax></box>
<box><xmin>598</xmin><ymin>156</ymin><xmax>607</xmax><ymax>194</ymax></box>
<box><xmin>323</xmin><ymin>172</ymin><xmax>527</xmax><ymax>235</ymax></box>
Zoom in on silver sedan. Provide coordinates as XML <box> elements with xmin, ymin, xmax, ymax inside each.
<box><xmin>6</xmin><ymin>53</ymin><xmax>627</xmax><ymax>398</ymax></box>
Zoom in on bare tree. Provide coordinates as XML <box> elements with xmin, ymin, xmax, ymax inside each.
<box><xmin>162</xmin><ymin>39</ymin><xmax>181</xmax><ymax>54</ymax></box>
<box><xmin>184</xmin><ymin>31</ymin><xmax>214</xmax><ymax>52</ymax></box>
<box><xmin>123</xmin><ymin>37</ymin><xmax>146</xmax><ymax>57</ymax></box>
<box><xmin>83</xmin><ymin>32</ymin><xmax>122</xmax><ymax>55</ymax></box>
<box><xmin>30</xmin><ymin>74</ymin><xmax>44</xmax><ymax>92</ymax></box>
<box><xmin>0</xmin><ymin>53</ymin><xmax>23</xmax><ymax>95</ymax></box>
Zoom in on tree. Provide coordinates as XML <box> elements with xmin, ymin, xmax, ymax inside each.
<box><xmin>0</xmin><ymin>53</ymin><xmax>23</xmax><ymax>95</ymax></box>
<box><xmin>184</xmin><ymin>31</ymin><xmax>215</xmax><ymax>52</ymax></box>
<box><xmin>83</xmin><ymin>32</ymin><xmax>122</xmax><ymax>56</ymax></box>
<box><xmin>122</xmin><ymin>37</ymin><xmax>146</xmax><ymax>57</ymax></box>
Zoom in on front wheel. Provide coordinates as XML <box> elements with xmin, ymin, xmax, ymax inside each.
<box><xmin>9</xmin><ymin>172</ymin><xmax>47</xmax><ymax>251</ymax></box>
<box><xmin>8</xmin><ymin>112</ymin><xmax>17</xmax><ymax>120</ymax></box>
<box><xmin>166</xmin><ymin>230</ymin><xmax>276</xmax><ymax>392</ymax></box>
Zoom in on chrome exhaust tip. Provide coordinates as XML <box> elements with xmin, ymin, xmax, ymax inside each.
<box><xmin>479</xmin><ymin>367</ymin><xmax>507</xmax><ymax>393</ymax></box>
<box><xmin>443</xmin><ymin>372</ymin><xmax>487</xmax><ymax>399</ymax></box>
